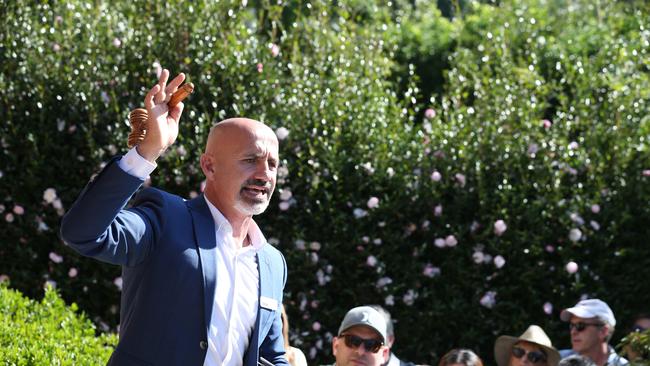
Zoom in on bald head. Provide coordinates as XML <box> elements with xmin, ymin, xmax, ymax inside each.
<box><xmin>205</xmin><ymin>118</ymin><xmax>277</xmax><ymax>155</ymax></box>
<box><xmin>200</xmin><ymin>117</ymin><xmax>279</xmax><ymax>222</ymax></box>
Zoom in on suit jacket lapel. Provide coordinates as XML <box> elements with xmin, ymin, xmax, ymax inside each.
<box><xmin>245</xmin><ymin>248</ymin><xmax>271</xmax><ymax>366</ymax></box>
<box><xmin>186</xmin><ymin>195</ymin><xmax>217</xmax><ymax>336</ymax></box>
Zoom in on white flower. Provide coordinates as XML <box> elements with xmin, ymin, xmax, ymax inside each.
<box><xmin>570</xmin><ymin>213</ymin><xmax>584</xmax><ymax>226</ymax></box>
<box><xmin>384</xmin><ymin>295</ymin><xmax>395</xmax><ymax>306</ymax></box>
<box><xmin>434</xmin><ymin>238</ymin><xmax>446</xmax><ymax>248</ymax></box>
<box><xmin>353</xmin><ymin>208</ymin><xmax>368</xmax><ymax>218</ymax></box>
<box><xmin>275</xmin><ymin>127</ymin><xmax>290</xmax><ymax>140</ymax></box>
<box><xmin>493</xmin><ymin>255</ymin><xmax>506</xmax><ymax>268</ymax></box>
<box><xmin>295</xmin><ymin>239</ymin><xmax>306</xmax><ymax>250</ymax></box>
<box><xmin>376</xmin><ymin>277</ymin><xmax>393</xmax><ymax>288</ymax></box>
<box><xmin>590</xmin><ymin>220</ymin><xmax>600</xmax><ymax>231</ymax></box>
<box><xmin>279</xmin><ymin>201</ymin><xmax>290</xmax><ymax>211</ymax></box>
<box><xmin>591</xmin><ymin>204</ymin><xmax>600</xmax><ymax>214</ymax></box>
<box><xmin>386</xmin><ymin>167</ymin><xmax>395</xmax><ymax>177</ymax></box>
<box><xmin>434</xmin><ymin>205</ymin><xmax>443</xmax><ymax>217</ymax></box>
<box><xmin>445</xmin><ymin>235</ymin><xmax>458</xmax><ymax>247</ymax></box>
<box><xmin>112</xmin><ymin>37</ymin><xmax>121</xmax><ymax>47</ymax></box>
<box><xmin>493</xmin><ymin>220</ymin><xmax>507</xmax><ymax>236</ymax></box>
<box><xmin>113</xmin><ymin>277</ymin><xmax>123</xmax><ymax>291</ymax></box>
<box><xmin>43</xmin><ymin>188</ymin><xmax>57</xmax><ymax>203</ymax></box>
<box><xmin>422</xmin><ymin>264</ymin><xmax>441</xmax><ymax>278</ymax></box>
<box><xmin>402</xmin><ymin>289</ymin><xmax>417</xmax><ymax>306</ymax></box>
<box><xmin>366</xmin><ymin>255</ymin><xmax>378</xmax><ymax>267</ymax></box>
<box><xmin>430</xmin><ymin>171</ymin><xmax>442</xmax><ymax>182</ymax></box>
<box><xmin>270</xmin><ymin>43</ymin><xmax>280</xmax><ymax>57</ymax></box>
<box><xmin>543</xmin><ymin>302</ymin><xmax>553</xmax><ymax>315</ymax></box>
<box><xmin>480</xmin><ymin>291</ymin><xmax>497</xmax><ymax>308</ymax></box>
<box><xmin>473</xmin><ymin>251</ymin><xmax>485</xmax><ymax>264</ymax></box>
<box><xmin>565</xmin><ymin>261</ymin><xmax>579</xmax><ymax>274</ymax></box>
<box><xmin>569</xmin><ymin>228</ymin><xmax>582</xmax><ymax>242</ymax></box>
<box><xmin>49</xmin><ymin>252</ymin><xmax>63</xmax><ymax>264</ymax></box>
<box><xmin>568</xmin><ymin>141</ymin><xmax>579</xmax><ymax>150</ymax></box>
<box><xmin>367</xmin><ymin>197</ymin><xmax>379</xmax><ymax>209</ymax></box>
<box><xmin>309</xmin><ymin>242</ymin><xmax>321</xmax><ymax>251</ymax></box>
<box><xmin>68</xmin><ymin>268</ymin><xmax>78</xmax><ymax>278</ymax></box>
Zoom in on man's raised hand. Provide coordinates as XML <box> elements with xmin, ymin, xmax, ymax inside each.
<box><xmin>136</xmin><ymin>69</ymin><xmax>186</xmax><ymax>162</ymax></box>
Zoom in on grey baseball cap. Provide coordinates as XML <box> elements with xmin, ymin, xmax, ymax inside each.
<box><xmin>560</xmin><ymin>299</ymin><xmax>616</xmax><ymax>327</ymax></box>
<box><xmin>338</xmin><ymin>306</ymin><xmax>388</xmax><ymax>342</ymax></box>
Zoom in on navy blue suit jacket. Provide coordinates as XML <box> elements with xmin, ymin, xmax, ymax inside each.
<box><xmin>61</xmin><ymin>158</ymin><xmax>289</xmax><ymax>366</ymax></box>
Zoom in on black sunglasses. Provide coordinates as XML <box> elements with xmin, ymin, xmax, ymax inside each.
<box><xmin>569</xmin><ymin>322</ymin><xmax>604</xmax><ymax>332</ymax></box>
<box><xmin>340</xmin><ymin>334</ymin><xmax>384</xmax><ymax>353</ymax></box>
<box><xmin>512</xmin><ymin>346</ymin><xmax>547</xmax><ymax>364</ymax></box>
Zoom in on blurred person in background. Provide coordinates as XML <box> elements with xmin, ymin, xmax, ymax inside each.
<box><xmin>325</xmin><ymin>306</ymin><xmax>390</xmax><ymax>366</ymax></box>
<box><xmin>370</xmin><ymin>305</ymin><xmax>417</xmax><ymax>366</ymax></box>
<box><xmin>558</xmin><ymin>355</ymin><xmax>596</xmax><ymax>366</ymax></box>
<box><xmin>559</xmin><ymin>299</ymin><xmax>628</xmax><ymax>366</ymax></box>
<box><xmin>281</xmin><ymin>305</ymin><xmax>308</xmax><ymax>366</ymax></box>
<box><xmin>438</xmin><ymin>349</ymin><xmax>483</xmax><ymax>366</ymax></box>
<box><xmin>622</xmin><ymin>313</ymin><xmax>650</xmax><ymax>362</ymax></box>
<box><xmin>494</xmin><ymin>325</ymin><xmax>561</xmax><ymax>366</ymax></box>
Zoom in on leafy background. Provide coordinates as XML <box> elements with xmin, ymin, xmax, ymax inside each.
<box><xmin>1</xmin><ymin>0</ymin><xmax>649</xmax><ymax>364</ymax></box>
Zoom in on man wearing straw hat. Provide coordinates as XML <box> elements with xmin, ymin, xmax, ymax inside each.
<box><xmin>558</xmin><ymin>299</ymin><xmax>628</xmax><ymax>366</ymax></box>
<box><xmin>494</xmin><ymin>325</ymin><xmax>561</xmax><ymax>366</ymax></box>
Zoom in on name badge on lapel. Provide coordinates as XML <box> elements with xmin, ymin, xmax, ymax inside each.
<box><xmin>260</xmin><ymin>296</ymin><xmax>278</xmax><ymax>311</ymax></box>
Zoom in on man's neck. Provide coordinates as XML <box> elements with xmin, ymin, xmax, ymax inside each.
<box><xmin>582</xmin><ymin>343</ymin><xmax>610</xmax><ymax>366</ymax></box>
<box><xmin>204</xmin><ymin>192</ymin><xmax>253</xmax><ymax>247</ymax></box>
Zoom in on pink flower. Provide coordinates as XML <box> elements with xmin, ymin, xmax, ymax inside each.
<box><xmin>424</xmin><ymin>108</ymin><xmax>436</xmax><ymax>119</ymax></box>
<box><xmin>591</xmin><ymin>204</ymin><xmax>600</xmax><ymax>214</ymax></box>
<box><xmin>52</xmin><ymin>43</ymin><xmax>61</xmax><ymax>52</ymax></box>
<box><xmin>68</xmin><ymin>268</ymin><xmax>78</xmax><ymax>278</ymax></box>
<box><xmin>280</xmin><ymin>189</ymin><xmax>292</xmax><ymax>201</ymax></box>
<box><xmin>493</xmin><ymin>255</ymin><xmax>506</xmax><ymax>268</ymax></box>
<box><xmin>279</xmin><ymin>201</ymin><xmax>290</xmax><ymax>211</ymax></box>
<box><xmin>5</xmin><ymin>213</ymin><xmax>14</xmax><ymax>222</ymax></box>
<box><xmin>256</xmin><ymin>63</ymin><xmax>263</xmax><ymax>73</ymax></box>
<box><xmin>49</xmin><ymin>252</ymin><xmax>63</xmax><ymax>264</ymax></box>
<box><xmin>565</xmin><ymin>261</ymin><xmax>579</xmax><ymax>274</ymax></box>
<box><xmin>543</xmin><ymin>302</ymin><xmax>553</xmax><ymax>315</ymax></box>
<box><xmin>0</xmin><ymin>274</ymin><xmax>9</xmax><ymax>283</ymax></box>
<box><xmin>309</xmin><ymin>242</ymin><xmax>321</xmax><ymax>251</ymax></box>
<box><xmin>545</xmin><ymin>245</ymin><xmax>555</xmax><ymax>253</ymax></box>
<box><xmin>430</xmin><ymin>171</ymin><xmax>442</xmax><ymax>182</ymax></box>
<box><xmin>455</xmin><ymin>173</ymin><xmax>466</xmax><ymax>187</ymax></box>
<box><xmin>643</xmin><ymin>169</ymin><xmax>650</xmax><ymax>177</ymax></box>
<box><xmin>312</xmin><ymin>321</ymin><xmax>321</xmax><ymax>331</ymax></box>
<box><xmin>542</xmin><ymin>119</ymin><xmax>552</xmax><ymax>129</ymax></box>
<box><xmin>367</xmin><ymin>197</ymin><xmax>379</xmax><ymax>209</ymax></box>
<box><xmin>13</xmin><ymin>205</ymin><xmax>24</xmax><ymax>215</ymax></box>
<box><xmin>270</xmin><ymin>43</ymin><xmax>280</xmax><ymax>57</ymax></box>
<box><xmin>445</xmin><ymin>235</ymin><xmax>458</xmax><ymax>247</ymax></box>
<box><xmin>493</xmin><ymin>220</ymin><xmax>507</xmax><ymax>236</ymax></box>
<box><xmin>434</xmin><ymin>205</ymin><xmax>443</xmax><ymax>217</ymax></box>
<box><xmin>568</xmin><ymin>141</ymin><xmax>579</xmax><ymax>150</ymax></box>
<box><xmin>422</xmin><ymin>264</ymin><xmax>441</xmax><ymax>278</ymax></box>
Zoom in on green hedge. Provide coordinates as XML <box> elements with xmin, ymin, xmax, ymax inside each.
<box><xmin>0</xmin><ymin>284</ymin><xmax>116</xmax><ymax>364</ymax></box>
<box><xmin>1</xmin><ymin>0</ymin><xmax>649</xmax><ymax>364</ymax></box>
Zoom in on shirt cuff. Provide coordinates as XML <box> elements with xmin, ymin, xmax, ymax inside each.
<box><xmin>118</xmin><ymin>148</ymin><xmax>157</xmax><ymax>180</ymax></box>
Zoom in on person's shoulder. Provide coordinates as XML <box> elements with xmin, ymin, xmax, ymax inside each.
<box><xmin>559</xmin><ymin>349</ymin><xmax>577</xmax><ymax>359</ymax></box>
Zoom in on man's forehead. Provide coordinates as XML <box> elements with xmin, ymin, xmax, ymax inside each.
<box><xmin>571</xmin><ymin>315</ymin><xmax>598</xmax><ymax>322</ymax></box>
<box><xmin>343</xmin><ymin>325</ymin><xmax>382</xmax><ymax>339</ymax></box>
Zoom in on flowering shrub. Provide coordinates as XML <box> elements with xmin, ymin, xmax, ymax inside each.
<box><xmin>1</xmin><ymin>0</ymin><xmax>649</xmax><ymax>364</ymax></box>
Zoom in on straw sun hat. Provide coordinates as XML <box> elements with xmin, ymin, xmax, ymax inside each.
<box><xmin>494</xmin><ymin>325</ymin><xmax>561</xmax><ymax>366</ymax></box>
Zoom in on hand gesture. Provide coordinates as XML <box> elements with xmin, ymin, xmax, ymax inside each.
<box><xmin>136</xmin><ymin>69</ymin><xmax>186</xmax><ymax>162</ymax></box>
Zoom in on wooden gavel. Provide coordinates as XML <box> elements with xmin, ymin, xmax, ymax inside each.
<box><xmin>127</xmin><ymin>82</ymin><xmax>195</xmax><ymax>148</ymax></box>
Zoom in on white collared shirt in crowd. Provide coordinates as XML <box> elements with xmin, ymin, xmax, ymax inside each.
<box><xmin>118</xmin><ymin>148</ymin><xmax>264</xmax><ymax>366</ymax></box>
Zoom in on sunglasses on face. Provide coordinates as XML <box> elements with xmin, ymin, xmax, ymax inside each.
<box><xmin>340</xmin><ymin>334</ymin><xmax>384</xmax><ymax>353</ymax></box>
<box><xmin>512</xmin><ymin>347</ymin><xmax>547</xmax><ymax>364</ymax></box>
<box><xmin>569</xmin><ymin>322</ymin><xmax>604</xmax><ymax>332</ymax></box>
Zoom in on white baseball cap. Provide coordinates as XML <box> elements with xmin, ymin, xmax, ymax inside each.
<box><xmin>560</xmin><ymin>299</ymin><xmax>616</xmax><ymax>326</ymax></box>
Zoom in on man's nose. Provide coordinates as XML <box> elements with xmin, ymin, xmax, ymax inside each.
<box><xmin>254</xmin><ymin>160</ymin><xmax>274</xmax><ymax>181</ymax></box>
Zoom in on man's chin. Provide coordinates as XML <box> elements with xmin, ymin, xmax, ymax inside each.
<box><xmin>234</xmin><ymin>199</ymin><xmax>270</xmax><ymax>216</ymax></box>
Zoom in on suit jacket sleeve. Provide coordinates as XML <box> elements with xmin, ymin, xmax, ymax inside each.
<box><xmin>60</xmin><ymin>158</ymin><xmax>164</xmax><ymax>267</ymax></box>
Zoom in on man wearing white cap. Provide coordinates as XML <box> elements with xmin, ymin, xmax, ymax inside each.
<box><xmin>326</xmin><ymin>306</ymin><xmax>390</xmax><ymax>366</ymax></box>
<box><xmin>559</xmin><ymin>299</ymin><xmax>628</xmax><ymax>366</ymax></box>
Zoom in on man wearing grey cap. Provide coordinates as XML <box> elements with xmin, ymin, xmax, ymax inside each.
<box><xmin>327</xmin><ymin>306</ymin><xmax>390</xmax><ymax>366</ymax></box>
<box><xmin>559</xmin><ymin>299</ymin><xmax>628</xmax><ymax>366</ymax></box>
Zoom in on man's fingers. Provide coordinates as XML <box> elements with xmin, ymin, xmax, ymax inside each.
<box><xmin>145</xmin><ymin>84</ymin><xmax>161</xmax><ymax>110</ymax></box>
<box><xmin>168</xmin><ymin>102</ymin><xmax>184</xmax><ymax>123</ymax></box>
<box><xmin>154</xmin><ymin>69</ymin><xmax>169</xmax><ymax>104</ymax></box>
<box><xmin>165</xmin><ymin>73</ymin><xmax>186</xmax><ymax>96</ymax></box>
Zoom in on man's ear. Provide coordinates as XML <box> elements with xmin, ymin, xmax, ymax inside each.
<box><xmin>381</xmin><ymin>346</ymin><xmax>389</xmax><ymax>363</ymax></box>
<box><xmin>200</xmin><ymin>154</ymin><xmax>215</xmax><ymax>177</ymax></box>
<box><xmin>332</xmin><ymin>337</ymin><xmax>339</xmax><ymax>356</ymax></box>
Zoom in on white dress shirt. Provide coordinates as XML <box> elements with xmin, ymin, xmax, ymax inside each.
<box><xmin>118</xmin><ymin>148</ymin><xmax>265</xmax><ymax>366</ymax></box>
